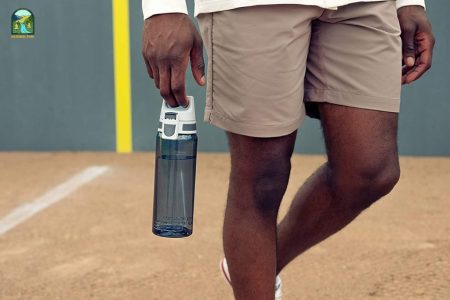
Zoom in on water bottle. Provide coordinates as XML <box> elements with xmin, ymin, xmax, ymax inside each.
<box><xmin>153</xmin><ymin>96</ymin><xmax>197</xmax><ymax>238</ymax></box>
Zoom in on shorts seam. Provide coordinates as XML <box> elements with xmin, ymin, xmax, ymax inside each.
<box><xmin>210</xmin><ymin>108</ymin><xmax>304</xmax><ymax>127</ymax></box>
<box><xmin>209</xmin><ymin>110</ymin><xmax>304</xmax><ymax>137</ymax></box>
<box><xmin>305</xmin><ymin>88</ymin><xmax>401</xmax><ymax>112</ymax></box>
<box><xmin>305</xmin><ymin>88</ymin><xmax>400</xmax><ymax>102</ymax></box>
<box><xmin>210</xmin><ymin>12</ymin><xmax>215</xmax><ymax>122</ymax></box>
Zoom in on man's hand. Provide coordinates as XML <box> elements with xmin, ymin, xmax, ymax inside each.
<box><xmin>398</xmin><ymin>6</ymin><xmax>435</xmax><ymax>84</ymax></box>
<box><xmin>142</xmin><ymin>13</ymin><xmax>205</xmax><ymax>107</ymax></box>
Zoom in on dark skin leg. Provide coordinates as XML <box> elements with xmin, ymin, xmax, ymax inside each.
<box><xmin>224</xmin><ymin>103</ymin><xmax>400</xmax><ymax>299</ymax></box>
<box><xmin>224</xmin><ymin>131</ymin><xmax>296</xmax><ymax>300</ymax></box>
<box><xmin>277</xmin><ymin>103</ymin><xmax>400</xmax><ymax>272</ymax></box>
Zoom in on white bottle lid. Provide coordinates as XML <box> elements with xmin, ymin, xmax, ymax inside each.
<box><xmin>158</xmin><ymin>96</ymin><xmax>197</xmax><ymax>140</ymax></box>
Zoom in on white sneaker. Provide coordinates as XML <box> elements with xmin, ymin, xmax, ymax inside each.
<box><xmin>220</xmin><ymin>258</ymin><xmax>282</xmax><ymax>300</ymax></box>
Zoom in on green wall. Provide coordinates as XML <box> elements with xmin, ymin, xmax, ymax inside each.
<box><xmin>1</xmin><ymin>1</ymin><xmax>449</xmax><ymax>155</ymax></box>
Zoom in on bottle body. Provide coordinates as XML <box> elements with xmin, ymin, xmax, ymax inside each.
<box><xmin>153</xmin><ymin>132</ymin><xmax>197</xmax><ymax>238</ymax></box>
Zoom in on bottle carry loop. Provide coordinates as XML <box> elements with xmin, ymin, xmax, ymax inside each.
<box><xmin>161</xmin><ymin>112</ymin><xmax>179</xmax><ymax>140</ymax></box>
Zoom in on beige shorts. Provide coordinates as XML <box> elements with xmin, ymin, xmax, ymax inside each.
<box><xmin>197</xmin><ymin>1</ymin><xmax>402</xmax><ymax>137</ymax></box>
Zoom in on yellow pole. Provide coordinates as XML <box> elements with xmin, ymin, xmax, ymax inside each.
<box><xmin>112</xmin><ymin>0</ymin><xmax>133</xmax><ymax>153</ymax></box>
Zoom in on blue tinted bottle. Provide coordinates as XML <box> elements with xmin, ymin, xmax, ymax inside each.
<box><xmin>153</xmin><ymin>96</ymin><xmax>197</xmax><ymax>238</ymax></box>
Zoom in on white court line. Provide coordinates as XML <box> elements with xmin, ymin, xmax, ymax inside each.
<box><xmin>0</xmin><ymin>166</ymin><xmax>109</xmax><ymax>236</ymax></box>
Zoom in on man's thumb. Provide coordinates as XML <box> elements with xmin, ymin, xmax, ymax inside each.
<box><xmin>401</xmin><ymin>23</ymin><xmax>417</xmax><ymax>67</ymax></box>
<box><xmin>191</xmin><ymin>34</ymin><xmax>206</xmax><ymax>86</ymax></box>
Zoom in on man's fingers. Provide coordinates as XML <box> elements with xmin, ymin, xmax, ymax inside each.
<box><xmin>190</xmin><ymin>33</ymin><xmax>206</xmax><ymax>86</ymax></box>
<box><xmin>402</xmin><ymin>32</ymin><xmax>434</xmax><ymax>84</ymax></box>
<box><xmin>148</xmin><ymin>55</ymin><xmax>191</xmax><ymax>107</ymax></box>
<box><xmin>143</xmin><ymin>58</ymin><xmax>154</xmax><ymax>79</ymax></box>
<box><xmin>153</xmin><ymin>64</ymin><xmax>160</xmax><ymax>89</ymax></box>
<box><xmin>400</xmin><ymin>22</ymin><xmax>417</xmax><ymax>67</ymax></box>
<box><xmin>402</xmin><ymin>51</ymin><xmax>432</xmax><ymax>84</ymax></box>
<box><xmin>416</xmin><ymin>32</ymin><xmax>434</xmax><ymax>69</ymax></box>
<box><xmin>170</xmin><ymin>70</ymin><xmax>188</xmax><ymax>107</ymax></box>
<box><xmin>159</xmin><ymin>67</ymin><xmax>177</xmax><ymax>107</ymax></box>
<box><xmin>171</xmin><ymin>57</ymin><xmax>189</xmax><ymax>107</ymax></box>
<box><xmin>402</xmin><ymin>61</ymin><xmax>423</xmax><ymax>84</ymax></box>
<box><xmin>402</xmin><ymin>65</ymin><xmax>411</xmax><ymax>76</ymax></box>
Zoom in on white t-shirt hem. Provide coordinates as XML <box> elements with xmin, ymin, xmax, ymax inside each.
<box><xmin>142</xmin><ymin>0</ymin><xmax>425</xmax><ymax>19</ymax></box>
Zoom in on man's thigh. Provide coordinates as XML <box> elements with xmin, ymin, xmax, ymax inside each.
<box><xmin>319</xmin><ymin>103</ymin><xmax>399</xmax><ymax>177</ymax></box>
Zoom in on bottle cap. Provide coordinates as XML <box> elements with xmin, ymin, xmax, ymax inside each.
<box><xmin>158</xmin><ymin>96</ymin><xmax>197</xmax><ymax>140</ymax></box>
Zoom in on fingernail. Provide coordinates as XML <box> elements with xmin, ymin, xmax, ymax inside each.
<box><xmin>406</xmin><ymin>57</ymin><xmax>415</xmax><ymax>67</ymax></box>
<box><xmin>201</xmin><ymin>76</ymin><xmax>206</xmax><ymax>85</ymax></box>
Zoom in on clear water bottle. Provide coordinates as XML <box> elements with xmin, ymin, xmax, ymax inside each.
<box><xmin>153</xmin><ymin>96</ymin><xmax>197</xmax><ymax>238</ymax></box>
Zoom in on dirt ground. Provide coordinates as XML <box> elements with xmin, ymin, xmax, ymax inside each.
<box><xmin>0</xmin><ymin>152</ymin><xmax>449</xmax><ymax>300</ymax></box>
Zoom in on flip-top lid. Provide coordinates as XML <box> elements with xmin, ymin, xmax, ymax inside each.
<box><xmin>158</xmin><ymin>96</ymin><xmax>196</xmax><ymax>140</ymax></box>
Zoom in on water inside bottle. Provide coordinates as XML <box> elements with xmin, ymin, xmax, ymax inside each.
<box><xmin>153</xmin><ymin>154</ymin><xmax>196</xmax><ymax>238</ymax></box>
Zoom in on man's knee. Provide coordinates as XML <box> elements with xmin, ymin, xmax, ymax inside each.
<box><xmin>227</xmin><ymin>132</ymin><xmax>296</xmax><ymax>216</ymax></box>
<box><xmin>363</xmin><ymin>163</ymin><xmax>400</xmax><ymax>203</ymax></box>
<box><xmin>252</xmin><ymin>162</ymin><xmax>291</xmax><ymax>215</ymax></box>
<box><xmin>329</xmin><ymin>159</ymin><xmax>400</xmax><ymax>211</ymax></box>
<box><xmin>230</xmin><ymin>156</ymin><xmax>291</xmax><ymax>216</ymax></box>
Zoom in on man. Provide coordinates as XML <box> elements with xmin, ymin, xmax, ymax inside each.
<box><xmin>141</xmin><ymin>0</ymin><xmax>435</xmax><ymax>299</ymax></box>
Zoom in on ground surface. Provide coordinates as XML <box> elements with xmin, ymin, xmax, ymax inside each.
<box><xmin>0</xmin><ymin>153</ymin><xmax>449</xmax><ymax>300</ymax></box>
